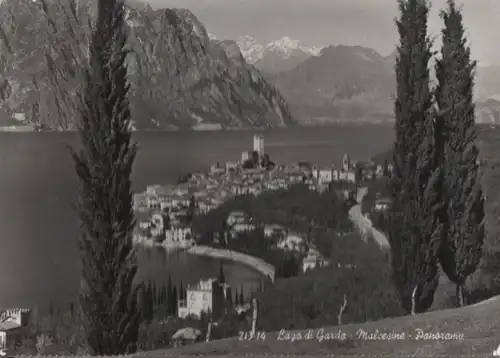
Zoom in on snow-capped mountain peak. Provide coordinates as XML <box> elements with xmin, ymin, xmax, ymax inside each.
<box><xmin>265</xmin><ymin>36</ymin><xmax>322</xmax><ymax>57</ymax></box>
<box><xmin>235</xmin><ymin>36</ymin><xmax>323</xmax><ymax>64</ymax></box>
<box><xmin>235</xmin><ymin>36</ymin><xmax>264</xmax><ymax>63</ymax></box>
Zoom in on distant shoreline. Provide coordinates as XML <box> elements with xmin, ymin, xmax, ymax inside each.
<box><xmin>0</xmin><ymin>122</ymin><xmax>397</xmax><ymax>133</ymax></box>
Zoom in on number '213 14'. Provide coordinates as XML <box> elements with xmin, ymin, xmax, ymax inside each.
<box><xmin>238</xmin><ymin>331</ymin><xmax>266</xmax><ymax>341</ymax></box>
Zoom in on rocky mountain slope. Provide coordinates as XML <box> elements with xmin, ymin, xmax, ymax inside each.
<box><xmin>269</xmin><ymin>45</ymin><xmax>396</xmax><ymax>122</ymax></box>
<box><xmin>236</xmin><ymin>36</ymin><xmax>322</xmax><ymax>74</ymax></box>
<box><xmin>0</xmin><ymin>0</ymin><xmax>294</xmax><ymax>130</ymax></box>
<box><xmin>264</xmin><ymin>44</ymin><xmax>499</xmax><ymax>123</ymax></box>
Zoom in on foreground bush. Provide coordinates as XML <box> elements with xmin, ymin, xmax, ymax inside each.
<box><xmin>254</xmin><ymin>234</ymin><xmax>405</xmax><ymax>331</ymax></box>
<box><xmin>12</xmin><ymin>308</ymin><xmax>213</xmax><ymax>355</ymax></box>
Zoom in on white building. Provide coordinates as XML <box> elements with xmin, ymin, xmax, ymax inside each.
<box><xmin>374</xmin><ymin>198</ymin><xmax>392</xmax><ymax>211</ymax></box>
<box><xmin>302</xmin><ymin>252</ymin><xmax>319</xmax><ymax>273</ymax></box>
<box><xmin>312</xmin><ymin>168</ymin><xmax>335</xmax><ymax>184</ymax></box>
<box><xmin>230</xmin><ymin>223</ymin><xmax>256</xmax><ymax>238</ymax></box>
<box><xmin>226</xmin><ymin>211</ymin><xmax>250</xmax><ymax>226</ymax></box>
<box><xmin>333</xmin><ymin>169</ymin><xmax>356</xmax><ymax>183</ymax></box>
<box><xmin>226</xmin><ymin>161</ymin><xmax>239</xmax><ymax>173</ymax></box>
<box><xmin>342</xmin><ymin>153</ymin><xmax>351</xmax><ymax>171</ymax></box>
<box><xmin>146</xmin><ymin>195</ymin><xmax>160</xmax><ymax>210</ymax></box>
<box><xmin>165</xmin><ymin>226</ymin><xmax>192</xmax><ymax>244</ymax></box>
<box><xmin>0</xmin><ymin>309</ymin><xmax>31</xmax><ymax>351</ymax></box>
<box><xmin>135</xmin><ymin>211</ymin><xmax>152</xmax><ymax>230</ymax></box>
<box><xmin>151</xmin><ymin>212</ymin><xmax>166</xmax><ymax>230</ymax></box>
<box><xmin>241</xmin><ymin>151</ymin><xmax>250</xmax><ymax>163</ymax></box>
<box><xmin>133</xmin><ymin>193</ymin><xmax>147</xmax><ymax>211</ymax></box>
<box><xmin>278</xmin><ymin>233</ymin><xmax>305</xmax><ymax>252</ymax></box>
<box><xmin>253</xmin><ymin>134</ymin><xmax>264</xmax><ymax>157</ymax></box>
<box><xmin>264</xmin><ymin>224</ymin><xmax>286</xmax><ymax>238</ymax></box>
<box><xmin>178</xmin><ymin>278</ymin><xmax>230</xmax><ymax>319</ymax></box>
<box><xmin>146</xmin><ymin>185</ymin><xmax>167</xmax><ymax>197</ymax></box>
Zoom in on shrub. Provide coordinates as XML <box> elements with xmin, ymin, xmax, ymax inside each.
<box><xmin>254</xmin><ymin>233</ymin><xmax>404</xmax><ymax>331</ymax></box>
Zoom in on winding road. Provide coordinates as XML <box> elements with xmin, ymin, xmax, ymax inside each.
<box><xmin>348</xmin><ymin>186</ymin><xmax>390</xmax><ymax>250</ymax></box>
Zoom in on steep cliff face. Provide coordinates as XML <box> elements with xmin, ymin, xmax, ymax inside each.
<box><xmin>0</xmin><ymin>0</ymin><xmax>294</xmax><ymax>130</ymax></box>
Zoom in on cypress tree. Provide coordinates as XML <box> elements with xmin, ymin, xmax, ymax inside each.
<box><xmin>218</xmin><ymin>262</ymin><xmax>226</xmax><ymax>283</ymax></box>
<box><xmin>162</xmin><ymin>284</ymin><xmax>168</xmax><ymax>305</ymax></box>
<box><xmin>156</xmin><ymin>284</ymin><xmax>163</xmax><ymax>306</ymax></box>
<box><xmin>147</xmin><ymin>284</ymin><xmax>154</xmax><ymax>323</ymax></box>
<box><xmin>152</xmin><ymin>280</ymin><xmax>157</xmax><ymax>306</ymax></box>
<box><xmin>172</xmin><ymin>285</ymin><xmax>178</xmax><ymax>315</ymax></box>
<box><xmin>167</xmin><ymin>278</ymin><xmax>174</xmax><ymax>315</ymax></box>
<box><xmin>435</xmin><ymin>0</ymin><xmax>485</xmax><ymax>307</ymax></box>
<box><xmin>389</xmin><ymin>0</ymin><xmax>444</xmax><ymax>314</ymax></box>
<box><xmin>383</xmin><ymin>159</ymin><xmax>390</xmax><ymax>177</ymax></box>
<box><xmin>239</xmin><ymin>286</ymin><xmax>244</xmax><ymax>305</ymax></box>
<box><xmin>179</xmin><ymin>281</ymin><xmax>184</xmax><ymax>300</ymax></box>
<box><xmin>70</xmin><ymin>0</ymin><xmax>141</xmax><ymax>352</ymax></box>
<box><xmin>228</xmin><ymin>286</ymin><xmax>233</xmax><ymax>304</ymax></box>
<box><xmin>140</xmin><ymin>284</ymin><xmax>149</xmax><ymax>322</ymax></box>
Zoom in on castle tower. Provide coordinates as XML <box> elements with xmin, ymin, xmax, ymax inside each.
<box><xmin>342</xmin><ymin>153</ymin><xmax>350</xmax><ymax>171</ymax></box>
<box><xmin>253</xmin><ymin>134</ymin><xmax>264</xmax><ymax>157</ymax></box>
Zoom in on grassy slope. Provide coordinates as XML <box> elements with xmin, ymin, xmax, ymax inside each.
<box><xmin>141</xmin><ymin>296</ymin><xmax>500</xmax><ymax>357</ymax></box>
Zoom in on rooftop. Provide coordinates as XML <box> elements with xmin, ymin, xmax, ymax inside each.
<box><xmin>0</xmin><ymin>320</ymin><xmax>22</xmax><ymax>331</ymax></box>
<box><xmin>375</xmin><ymin>197</ymin><xmax>392</xmax><ymax>204</ymax></box>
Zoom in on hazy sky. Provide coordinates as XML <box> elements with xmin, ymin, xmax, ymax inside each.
<box><xmin>145</xmin><ymin>0</ymin><xmax>499</xmax><ymax>65</ymax></box>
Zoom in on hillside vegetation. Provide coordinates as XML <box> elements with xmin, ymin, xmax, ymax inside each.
<box><xmin>147</xmin><ymin>295</ymin><xmax>500</xmax><ymax>356</ymax></box>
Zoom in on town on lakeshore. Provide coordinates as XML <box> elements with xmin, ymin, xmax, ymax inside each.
<box><xmin>131</xmin><ymin>134</ymin><xmax>394</xmax><ymax>320</ymax></box>
<box><xmin>0</xmin><ymin>0</ymin><xmax>493</xmax><ymax>355</ymax></box>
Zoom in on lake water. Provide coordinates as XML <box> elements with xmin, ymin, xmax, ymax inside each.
<box><xmin>0</xmin><ymin>125</ymin><xmax>394</xmax><ymax>310</ymax></box>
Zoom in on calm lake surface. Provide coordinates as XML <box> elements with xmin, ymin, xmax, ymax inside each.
<box><xmin>0</xmin><ymin>125</ymin><xmax>394</xmax><ymax>310</ymax></box>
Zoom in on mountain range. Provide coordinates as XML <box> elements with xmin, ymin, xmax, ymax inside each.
<box><xmin>235</xmin><ymin>36</ymin><xmax>322</xmax><ymax>74</ymax></box>
<box><xmin>0</xmin><ymin>0</ymin><xmax>498</xmax><ymax>130</ymax></box>
<box><xmin>234</xmin><ymin>38</ymin><xmax>500</xmax><ymax>123</ymax></box>
<box><xmin>266</xmin><ymin>45</ymin><xmax>396</xmax><ymax>123</ymax></box>
<box><xmin>0</xmin><ymin>0</ymin><xmax>294</xmax><ymax>130</ymax></box>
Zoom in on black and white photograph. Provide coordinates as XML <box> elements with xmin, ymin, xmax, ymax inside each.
<box><xmin>0</xmin><ymin>0</ymin><xmax>498</xmax><ymax>356</ymax></box>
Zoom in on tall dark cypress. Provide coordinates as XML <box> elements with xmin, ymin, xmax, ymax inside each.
<box><xmin>167</xmin><ymin>277</ymin><xmax>173</xmax><ymax>315</ymax></box>
<box><xmin>70</xmin><ymin>0</ymin><xmax>140</xmax><ymax>353</ymax></box>
<box><xmin>179</xmin><ymin>280</ymin><xmax>184</xmax><ymax>300</ymax></box>
<box><xmin>227</xmin><ymin>286</ymin><xmax>233</xmax><ymax>304</ymax></box>
<box><xmin>239</xmin><ymin>286</ymin><xmax>244</xmax><ymax>305</ymax></box>
<box><xmin>435</xmin><ymin>0</ymin><xmax>484</xmax><ymax>307</ymax></box>
<box><xmin>218</xmin><ymin>262</ymin><xmax>226</xmax><ymax>283</ymax></box>
<box><xmin>172</xmin><ymin>285</ymin><xmax>178</xmax><ymax>315</ymax></box>
<box><xmin>389</xmin><ymin>0</ymin><xmax>444</xmax><ymax>314</ymax></box>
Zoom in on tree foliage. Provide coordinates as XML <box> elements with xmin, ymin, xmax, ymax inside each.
<box><xmin>255</xmin><ymin>233</ymin><xmax>404</xmax><ymax>331</ymax></box>
<box><xmin>435</xmin><ymin>0</ymin><xmax>485</xmax><ymax>307</ymax></box>
<box><xmin>69</xmin><ymin>0</ymin><xmax>141</xmax><ymax>354</ymax></box>
<box><xmin>389</xmin><ymin>0</ymin><xmax>444</xmax><ymax>314</ymax></box>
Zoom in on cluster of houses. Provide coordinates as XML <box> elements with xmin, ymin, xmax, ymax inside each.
<box><xmin>219</xmin><ymin>209</ymin><xmax>329</xmax><ymax>274</ymax></box>
<box><xmin>132</xmin><ymin>134</ymin><xmax>392</xmax><ymax>249</ymax></box>
<box><xmin>0</xmin><ymin>308</ymin><xmax>31</xmax><ymax>352</ymax></box>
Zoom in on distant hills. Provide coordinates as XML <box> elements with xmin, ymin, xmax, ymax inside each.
<box><xmin>1</xmin><ymin>0</ymin><xmax>498</xmax><ymax>130</ymax></box>
<box><xmin>267</xmin><ymin>45</ymin><xmax>396</xmax><ymax>123</ymax></box>
<box><xmin>234</xmin><ymin>38</ymin><xmax>500</xmax><ymax>124</ymax></box>
<box><xmin>0</xmin><ymin>0</ymin><xmax>295</xmax><ymax>130</ymax></box>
